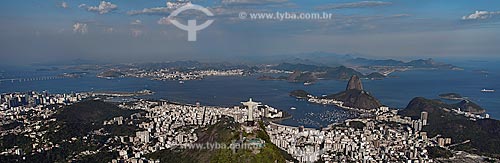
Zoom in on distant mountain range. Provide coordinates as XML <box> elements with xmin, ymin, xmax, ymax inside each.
<box><xmin>132</xmin><ymin>61</ymin><xmax>253</xmax><ymax>71</ymax></box>
<box><xmin>346</xmin><ymin>57</ymin><xmax>459</xmax><ymax>69</ymax></box>
<box><xmin>249</xmin><ymin>52</ymin><xmax>460</xmax><ymax>70</ymax></box>
<box><xmin>264</xmin><ymin>63</ymin><xmax>385</xmax><ymax>82</ymax></box>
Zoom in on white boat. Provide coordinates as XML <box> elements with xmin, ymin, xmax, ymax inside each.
<box><xmin>303</xmin><ymin>82</ymin><xmax>313</xmax><ymax>86</ymax></box>
<box><xmin>179</xmin><ymin>81</ymin><xmax>185</xmax><ymax>84</ymax></box>
<box><xmin>290</xmin><ymin>107</ymin><xmax>297</xmax><ymax>110</ymax></box>
<box><xmin>481</xmin><ymin>89</ymin><xmax>495</xmax><ymax>92</ymax></box>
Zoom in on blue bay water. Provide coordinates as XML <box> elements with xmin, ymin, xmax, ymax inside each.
<box><xmin>0</xmin><ymin>61</ymin><xmax>499</xmax><ymax>128</ymax></box>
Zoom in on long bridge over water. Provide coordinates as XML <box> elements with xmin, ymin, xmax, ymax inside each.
<box><xmin>0</xmin><ymin>76</ymin><xmax>68</xmax><ymax>83</ymax></box>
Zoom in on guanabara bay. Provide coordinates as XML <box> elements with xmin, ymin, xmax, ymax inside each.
<box><xmin>1</xmin><ymin>0</ymin><xmax>499</xmax><ymax>163</ymax></box>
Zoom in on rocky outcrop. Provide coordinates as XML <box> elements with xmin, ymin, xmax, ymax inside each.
<box><xmin>346</xmin><ymin>75</ymin><xmax>363</xmax><ymax>91</ymax></box>
<box><xmin>327</xmin><ymin>90</ymin><xmax>382</xmax><ymax>110</ymax></box>
<box><xmin>453</xmin><ymin>100</ymin><xmax>486</xmax><ymax>114</ymax></box>
<box><xmin>325</xmin><ymin>75</ymin><xmax>381</xmax><ymax>110</ymax></box>
<box><xmin>289</xmin><ymin>75</ymin><xmax>382</xmax><ymax>111</ymax></box>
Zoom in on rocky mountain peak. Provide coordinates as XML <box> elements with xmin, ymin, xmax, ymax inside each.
<box><xmin>346</xmin><ymin>75</ymin><xmax>363</xmax><ymax>91</ymax></box>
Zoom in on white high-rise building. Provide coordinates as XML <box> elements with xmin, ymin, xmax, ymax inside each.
<box><xmin>421</xmin><ymin>111</ymin><xmax>428</xmax><ymax>126</ymax></box>
<box><xmin>136</xmin><ymin>131</ymin><xmax>150</xmax><ymax>143</ymax></box>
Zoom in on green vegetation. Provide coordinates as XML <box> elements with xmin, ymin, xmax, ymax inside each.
<box><xmin>146</xmin><ymin>118</ymin><xmax>296</xmax><ymax>163</ymax></box>
<box><xmin>104</xmin><ymin>124</ymin><xmax>138</xmax><ymax>136</ymax></box>
<box><xmin>257</xmin><ymin>75</ymin><xmax>288</xmax><ymax>81</ymax></box>
<box><xmin>348</xmin><ymin>121</ymin><xmax>366</xmax><ymax>130</ymax></box>
<box><xmin>290</xmin><ymin>90</ymin><xmax>312</xmax><ymax>99</ymax></box>
<box><xmin>322</xmin><ymin>66</ymin><xmax>364</xmax><ymax>80</ymax></box>
<box><xmin>56</xmin><ymin>100</ymin><xmax>137</xmax><ymax>123</ymax></box>
<box><xmin>0</xmin><ymin>100</ymin><xmax>141</xmax><ymax>163</ymax></box>
<box><xmin>0</xmin><ymin>139</ymin><xmax>105</xmax><ymax>163</ymax></box>
<box><xmin>426</xmin><ymin>146</ymin><xmax>453</xmax><ymax>158</ymax></box>
<box><xmin>290</xmin><ymin>88</ymin><xmax>382</xmax><ymax>111</ymax></box>
<box><xmin>0</xmin><ymin>121</ymin><xmax>23</xmax><ymax>130</ymax></box>
<box><xmin>272</xmin><ymin>63</ymin><xmax>378</xmax><ymax>81</ymax></box>
<box><xmin>438</xmin><ymin>93</ymin><xmax>464</xmax><ymax>100</ymax></box>
<box><xmin>400</xmin><ymin>97</ymin><xmax>500</xmax><ymax>158</ymax></box>
<box><xmin>97</xmin><ymin>70</ymin><xmax>125</xmax><ymax>78</ymax></box>
<box><xmin>208</xmin><ymin>121</ymin><xmax>294</xmax><ymax>163</ymax></box>
<box><xmin>0</xmin><ymin>134</ymin><xmax>32</xmax><ymax>153</ymax></box>
<box><xmin>325</xmin><ymin>89</ymin><xmax>382</xmax><ymax>110</ymax></box>
<box><xmin>78</xmin><ymin>151</ymin><xmax>119</xmax><ymax>163</ymax></box>
<box><xmin>452</xmin><ymin>100</ymin><xmax>486</xmax><ymax>114</ymax></box>
<box><xmin>146</xmin><ymin>117</ymin><xmax>240</xmax><ymax>162</ymax></box>
<box><xmin>287</xmin><ymin>71</ymin><xmax>317</xmax><ymax>83</ymax></box>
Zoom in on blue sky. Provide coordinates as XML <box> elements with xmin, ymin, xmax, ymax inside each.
<box><xmin>1</xmin><ymin>0</ymin><xmax>499</xmax><ymax>64</ymax></box>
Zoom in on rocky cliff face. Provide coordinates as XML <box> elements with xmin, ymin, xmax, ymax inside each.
<box><xmin>346</xmin><ymin>75</ymin><xmax>363</xmax><ymax>91</ymax></box>
<box><xmin>325</xmin><ymin>75</ymin><xmax>381</xmax><ymax>110</ymax></box>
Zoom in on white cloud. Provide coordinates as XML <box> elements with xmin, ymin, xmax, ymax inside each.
<box><xmin>317</xmin><ymin>1</ymin><xmax>392</xmax><ymax>10</ymax></box>
<box><xmin>131</xmin><ymin>19</ymin><xmax>142</xmax><ymax>25</ymax></box>
<box><xmin>60</xmin><ymin>2</ymin><xmax>68</xmax><ymax>9</ymax></box>
<box><xmin>80</xmin><ymin>1</ymin><xmax>118</xmax><ymax>14</ymax></box>
<box><xmin>222</xmin><ymin>0</ymin><xmax>287</xmax><ymax>5</ymax></box>
<box><xmin>157</xmin><ymin>17</ymin><xmax>173</xmax><ymax>25</ymax></box>
<box><xmin>73</xmin><ymin>23</ymin><xmax>88</xmax><ymax>34</ymax></box>
<box><xmin>167</xmin><ymin>1</ymin><xmax>192</xmax><ymax>9</ymax></box>
<box><xmin>127</xmin><ymin>1</ymin><xmax>191</xmax><ymax>15</ymax></box>
<box><xmin>462</xmin><ymin>11</ymin><xmax>500</xmax><ymax>20</ymax></box>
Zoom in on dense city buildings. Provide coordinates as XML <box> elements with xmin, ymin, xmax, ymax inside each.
<box><xmin>101</xmin><ymin>68</ymin><xmax>246</xmax><ymax>81</ymax></box>
<box><xmin>0</xmin><ymin>89</ymin><xmax>498</xmax><ymax>162</ymax></box>
<box><xmin>267</xmin><ymin>106</ymin><xmax>435</xmax><ymax>162</ymax></box>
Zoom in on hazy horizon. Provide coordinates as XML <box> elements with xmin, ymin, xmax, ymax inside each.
<box><xmin>1</xmin><ymin>0</ymin><xmax>500</xmax><ymax>64</ymax></box>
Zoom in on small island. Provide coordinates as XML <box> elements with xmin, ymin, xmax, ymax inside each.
<box><xmin>97</xmin><ymin>70</ymin><xmax>125</xmax><ymax>79</ymax></box>
<box><xmin>439</xmin><ymin>93</ymin><xmax>466</xmax><ymax>100</ymax></box>
<box><xmin>289</xmin><ymin>90</ymin><xmax>312</xmax><ymax>99</ymax></box>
